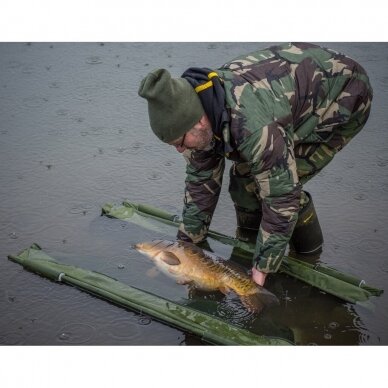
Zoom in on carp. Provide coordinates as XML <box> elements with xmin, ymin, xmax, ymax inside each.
<box><xmin>133</xmin><ymin>239</ymin><xmax>279</xmax><ymax>313</ymax></box>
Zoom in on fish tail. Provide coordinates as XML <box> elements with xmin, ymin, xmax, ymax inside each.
<box><xmin>240</xmin><ymin>290</ymin><xmax>279</xmax><ymax>314</ymax></box>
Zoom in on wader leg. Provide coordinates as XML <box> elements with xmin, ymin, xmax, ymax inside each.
<box><xmin>289</xmin><ymin>191</ymin><xmax>323</xmax><ymax>254</ymax></box>
<box><xmin>229</xmin><ymin>162</ymin><xmax>262</xmax><ymax>244</ymax></box>
<box><xmin>291</xmin><ymin>84</ymin><xmax>372</xmax><ymax>252</ymax></box>
<box><xmin>234</xmin><ymin>205</ymin><xmax>262</xmax><ymax>243</ymax></box>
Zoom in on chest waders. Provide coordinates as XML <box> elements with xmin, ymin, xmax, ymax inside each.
<box><xmin>234</xmin><ymin>191</ymin><xmax>323</xmax><ymax>254</ymax></box>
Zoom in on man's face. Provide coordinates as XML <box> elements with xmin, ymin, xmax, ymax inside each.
<box><xmin>169</xmin><ymin>115</ymin><xmax>213</xmax><ymax>153</ymax></box>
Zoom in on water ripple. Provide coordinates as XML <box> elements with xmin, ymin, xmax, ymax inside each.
<box><xmin>378</xmin><ymin>76</ymin><xmax>388</xmax><ymax>87</ymax></box>
<box><xmin>56</xmin><ymin>108</ymin><xmax>69</xmax><ymax>116</ymax></box>
<box><xmin>2</xmin><ymin>208</ymin><xmax>50</xmax><ymax>238</ymax></box>
<box><xmin>331</xmin><ymin>230</ymin><xmax>361</xmax><ymax>247</ymax></box>
<box><xmin>21</xmin><ymin>65</ymin><xmax>35</xmax><ymax>74</ymax></box>
<box><xmin>131</xmin><ymin>141</ymin><xmax>143</xmax><ymax>149</ymax></box>
<box><xmin>48</xmin><ymin>82</ymin><xmax>61</xmax><ymax>89</ymax></box>
<box><xmin>0</xmin><ymin>212</ymin><xmax>13</xmax><ymax>233</ymax></box>
<box><xmin>71</xmin><ymin>115</ymin><xmax>85</xmax><ymax>124</ymax></box>
<box><xmin>22</xmin><ymin>96</ymin><xmax>49</xmax><ymax>108</ymax></box>
<box><xmin>8</xmin><ymin>232</ymin><xmax>19</xmax><ymax>240</ymax></box>
<box><xmin>376</xmin><ymin>157</ymin><xmax>388</xmax><ymax>167</ymax></box>
<box><xmin>137</xmin><ymin>315</ymin><xmax>152</xmax><ymax>326</ymax></box>
<box><xmin>323</xmin><ymin>332</ymin><xmax>332</xmax><ymax>340</ymax></box>
<box><xmin>352</xmin><ymin>315</ymin><xmax>370</xmax><ymax>344</ymax></box>
<box><xmin>56</xmin><ymin>323</ymin><xmax>95</xmax><ymax>344</ymax></box>
<box><xmin>86</xmin><ymin>56</ymin><xmax>103</xmax><ymax>65</ymax></box>
<box><xmin>328</xmin><ymin>321</ymin><xmax>339</xmax><ymax>330</ymax></box>
<box><xmin>382</xmin><ymin>183</ymin><xmax>388</xmax><ymax>193</ymax></box>
<box><xmin>0</xmin><ymin>332</ymin><xmax>25</xmax><ymax>345</ymax></box>
<box><xmin>215</xmin><ymin>294</ymin><xmax>255</xmax><ymax>325</ymax></box>
<box><xmin>356</xmin><ymin>237</ymin><xmax>386</xmax><ymax>253</ymax></box>
<box><xmin>74</xmin><ymin>85</ymin><xmax>105</xmax><ymax>101</ymax></box>
<box><xmin>147</xmin><ymin>172</ymin><xmax>163</xmax><ymax>181</ymax></box>
<box><xmin>354</xmin><ymin>193</ymin><xmax>367</xmax><ymax>201</ymax></box>
<box><xmin>80</xmin><ymin>126</ymin><xmax>105</xmax><ymax>137</ymax></box>
<box><xmin>105</xmin><ymin>142</ymin><xmax>145</xmax><ymax>157</ymax></box>
<box><xmin>106</xmin><ymin>317</ymin><xmax>142</xmax><ymax>341</ymax></box>
<box><xmin>99</xmin><ymin>218</ymin><xmax>130</xmax><ymax>233</ymax></box>
<box><xmin>91</xmin><ymin>175</ymin><xmax>115</xmax><ymax>193</ymax></box>
<box><xmin>68</xmin><ymin>203</ymin><xmax>96</xmax><ymax>216</ymax></box>
<box><xmin>6</xmin><ymin>60</ymin><xmax>23</xmax><ymax>69</ymax></box>
<box><xmin>98</xmin><ymin>255</ymin><xmax>129</xmax><ymax>274</ymax></box>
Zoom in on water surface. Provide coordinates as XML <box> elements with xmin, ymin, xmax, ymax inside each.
<box><xmin>1</xmin><ymin>42</ymin><xmax>388</xmax><ymax>345</ymax></box>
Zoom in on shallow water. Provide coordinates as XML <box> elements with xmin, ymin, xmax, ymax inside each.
<box><xmin>0</xmin><ymin>42</ymin><xmax>387</xmax><ymax>345</ymax></box>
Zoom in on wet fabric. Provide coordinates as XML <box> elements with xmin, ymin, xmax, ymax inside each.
<box><xmin>8</xmin><ymin>244</ymin><xmax>291</xmax><ymax>346</ymax></box>
<box><xmin>101</xmin><ymin>201</ymin><xmax>383</xmax><ymax>304</ymax></box>
<box><xmin>178</xmin><ymin>42</ymin><xmax>373</xmax><ymax>273</ymax></box>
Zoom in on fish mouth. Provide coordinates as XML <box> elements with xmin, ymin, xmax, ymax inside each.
<box><xmin>132</xmin><ymin>243</ymin><xmax>162</xmax><ymax>260</ymax></box>
<box><xmin>132</xmin><ymin>240</ymin><xmax>174</xmax><ymax>253</ymax></box>
<box><xmin>132</xmin><ymin>243</ymin><xmax>146</xmax><ymax>253</ymax></box>
<box><xmin>132</xmin><ymin>243</ymin><xmax>152</xmax><ymax>252</ymax></box>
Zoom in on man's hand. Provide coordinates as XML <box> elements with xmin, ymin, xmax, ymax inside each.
<box><xmin>252</xmin><ymin>267</ymin><xmax>267</xmax><ymax>286</ymax></box>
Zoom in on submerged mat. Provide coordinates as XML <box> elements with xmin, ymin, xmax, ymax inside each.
<box><xmin>8</xmin><ymin>244</ymin><xmax>293</xmax><ymax>346</ymax></box>
<box><xmin>102</xmin><ymin>201</ymin><xmax>383</xmax><ymax>304</ymax></box>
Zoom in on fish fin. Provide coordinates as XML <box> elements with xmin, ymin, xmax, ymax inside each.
<box><xmin>219</xmin><ymin>286</ymin><xmax>230</xmax><ymax>295</ymax></box>
<box><xmin>146</xmin><ymin>267</ymin><xmax>160</xmax><ymax>278</ymax></box>
<box><xmin>157</xmin><ymin>251</ymin><xmax>181</xmax><ymax>266</ymax></box>
<box><xmin>240</xmin><ymin>290</ymin><xmax>279</xmax><ymax>314</ymax></box>
<box><xmin>240</xmin><ymin>294</ymin><xmax>264</xmax><ymax>314</ymax></box>
<box><xmin>188</xmin><ymin>285</ymin><xmax>197</xmax><ymax>298</ymax></box>
<box><xmin>176</xmin><ymin>278</ymin><xmax>192</xmax><ymax>285</ymax></box>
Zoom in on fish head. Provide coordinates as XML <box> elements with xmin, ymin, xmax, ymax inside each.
<box><xmin>133</xmin><ymin>240</ymin><xmax>185</xmax><ymax>278</ymax></box>
<box><xmin>133</xmin><ymin>240</ymin><xmax>165</xmax><ymax>256</ymax></box>
<box><xmin>133</xmin><ymin>240</ymin><xmax>178</xmax><ymax>258</ymax></box>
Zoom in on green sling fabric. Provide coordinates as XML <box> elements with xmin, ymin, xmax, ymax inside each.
<box><xmin>8</xmin><ymin>244</ymin><xmax>292</xmax><ymax>346</ymax></box>
<box><xmin>101</xmin><ymin>201</ymin><xmax>383</xmax><ymax>304</ymax></box>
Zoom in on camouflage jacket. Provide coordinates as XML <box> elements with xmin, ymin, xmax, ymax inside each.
<box><xmin>178</xmin><ymin>42</ymin><xmax>372</xmax><ymax>273</ymax></box>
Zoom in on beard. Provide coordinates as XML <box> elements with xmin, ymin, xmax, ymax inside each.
<box><xmin>192</xmin><ymin>126</ymin><xmax>214</xmax><ymax>151</ymax></box>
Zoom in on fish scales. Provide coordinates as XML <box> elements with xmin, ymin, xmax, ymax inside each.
<box><xmin>134</xmin><ymin>239</ymin><xmax>279</xmax><ymax>313</ymax></box>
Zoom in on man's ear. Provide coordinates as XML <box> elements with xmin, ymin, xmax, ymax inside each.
<box><xmin>192</xmin><ymin>115</ymin><xmax>206</xmax><ymax>130</ymax></box>
<box><xmin>198</xmin><ymin>114</ymin><xmax>209</xmax><ymax>129</ymax></box>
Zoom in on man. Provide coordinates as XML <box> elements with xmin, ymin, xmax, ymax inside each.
<box><xmin>138</xmin><ymin>42</ymin><xmax>373</xmax><ymax>287</ymax></box>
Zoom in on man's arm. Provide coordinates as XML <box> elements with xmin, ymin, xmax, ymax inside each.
<box><xmin>177</xmin><ymin>147</ymin><xmax>225</xmax><ymax>243</ymax></box>
<box><xmin>239</xmin><ymin>121</ymin><xmax>301</xmax><ymax>279</ymax></box>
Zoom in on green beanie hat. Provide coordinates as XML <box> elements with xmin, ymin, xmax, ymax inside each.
<box><xmin>138</xmin><ymin>68</ymin><xmax>204</xmax><ymax>143</ymax></box>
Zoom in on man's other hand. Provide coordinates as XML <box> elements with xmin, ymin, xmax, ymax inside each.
<box><xmin>252</xmin><ymin>267</ymin><xmax>267</xmax><ymax>286</ymax></box>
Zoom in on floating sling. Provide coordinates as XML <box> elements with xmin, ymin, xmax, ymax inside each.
<box><xmin>101</xmin><ymin>200</ymin><xmax>383</xmax><ymax>304</ymax></box>
<box><xmin>8</xmin><ymin>244</ymin><xmax>292</xmax><ymax>346</ymax></box>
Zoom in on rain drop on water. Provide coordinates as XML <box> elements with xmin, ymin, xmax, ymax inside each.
<box><xmin>138</xmin><ymin>316</ymin><xmax>152</xmax><ymax>326</ymax></box>
<box><xmin>86</xmin><ymin>56</ymin><xmax>102</xmax><ymax>65</ymax></box>
<box><xmin>59</xmin><ymin>332</ymin><xmax>70</xmax><ymax>341</ymax></box>
<box><xmin>328</xmin><ymin>321</ymin><xmax>339</xmax><ymax>330</ymax></box>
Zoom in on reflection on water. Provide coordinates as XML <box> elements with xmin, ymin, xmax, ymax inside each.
<box><xmin>1</xmin><ymin>42</ymin><xmax>387</xmax><ymax>345</ymax></box>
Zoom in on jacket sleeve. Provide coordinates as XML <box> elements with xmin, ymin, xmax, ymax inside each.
<box><xmin>177</xmin><ymin>147</ymin><xmax>225</xmax><ymax>243</ymax></box>
<box><xmin>239</xmin><ymin>119</ymin><xmax>302</xmax><ymax>273</ymax></box>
